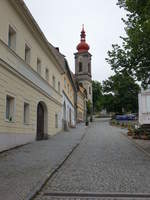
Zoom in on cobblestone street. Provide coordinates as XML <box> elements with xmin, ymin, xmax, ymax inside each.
<box><xmin>35</xmin><ymin>119</ymin><xmax>150</xmax><ymax>200</ymax></box>
<box><xmin>0</xmin><ymin>125</ymin><xmax>86</xmax><ymax>200</ymax></box>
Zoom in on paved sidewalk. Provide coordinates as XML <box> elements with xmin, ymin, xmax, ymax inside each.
<box><xmin>126</xmin><ymin>135</ymin><xmax>150</xmax><ymax>155</ymax></box>
<box><xmin>0</xmin><ymin>124</ymin><xmax>86</xmax><ymax>200</ymax></box>
<box><xmin>119</xmin><ymin>125</ymin><xmax>150</xmax><ymax>155</ymax></box>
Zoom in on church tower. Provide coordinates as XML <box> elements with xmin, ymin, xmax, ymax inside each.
<box><xmin>75</xmin><ymin>25</ymin><xmax>92</xmax><ymax>103</ymax></box>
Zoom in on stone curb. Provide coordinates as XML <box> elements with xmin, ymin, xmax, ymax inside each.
<box><xmin>26</xmin><ymin>127</ymin><xmax>87</xmax><ymax>200</ymax></box>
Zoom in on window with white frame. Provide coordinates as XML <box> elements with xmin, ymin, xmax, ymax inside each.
<box><xmin>53</xmin><ymin>76</ymin><xmax>56</xmax><ymax>88</ymax></box>
<box><xmin>45</xmin><ymin>68</ymin><xmax>49</xmax><ymax>81</ymax></box>
<box><xmin>25</xmin><ymin>44</ymin><xmax>31</xmax><ymax>64</ymax></box>
<box><xmin>55</xmin><ymin>114</ymin><xmax>58</xmax><ymax>128</ymax></box>
<box><xmin>37</xmin><ymin>58</ymin><xmax>41</xmax><ymax>75</ymax></box>
<box><xmin>24</xmin><ymin>102</ymin><xmax>30</xmax><ymax>124</ymax></box>
<box><xmin>8</xmin><ymin>25</ymin><xmax>16</xmax><ymax>51</ymax></box>
<box><xmin>6</xmin><ymin>95</ymin><xmax>15</xmax><ymax>122</ymax></box>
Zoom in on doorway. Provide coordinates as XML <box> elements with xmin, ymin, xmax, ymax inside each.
<box><xmin>36</xmin><ymin>102</ymin><xmax>48</xmax><ymax>140</ymax></box>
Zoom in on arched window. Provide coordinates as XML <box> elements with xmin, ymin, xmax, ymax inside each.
<box><xmin>79</xmin><ymin>62</ymin><xmax>82</xmax><ymax>72</ymax></box>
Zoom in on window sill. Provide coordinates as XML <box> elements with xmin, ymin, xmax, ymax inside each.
<box><xmin>5</xmin><ymin>119</ymin><xmax>15</xmax><ymax>123</ymax></box>
<box><xmin>24</xmin><ymin>123</ymin><xmax>30</xmax><ymax>126</ymax></box>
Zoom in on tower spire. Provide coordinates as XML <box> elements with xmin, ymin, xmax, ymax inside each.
<box><xmin>81</xmin><ymin>24</ymin><xmax>86</xmax><ymax>42</ymax></box>
<box><xmin>77</xmin><ymin>25</ymin><xmax>90</xmax><ymax>52</ymax></box>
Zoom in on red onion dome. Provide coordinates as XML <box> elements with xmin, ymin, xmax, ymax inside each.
<box><xmin>77</xmin><ymin>41</ymin><xmax>90</xmax><ymax>52</ymax></box>
<box><xmin>77</xmin><ymin>25</ymin><xmax>90</xmax><ymax>52</ymax></box>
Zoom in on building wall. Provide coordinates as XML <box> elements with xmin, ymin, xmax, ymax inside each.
<box><xmin>62</xmin><ymin>74</ymin><xmax>76</xmax><ymax>127</ymax></box>
<box><xmin>80</xmin><ymin>80</ymin><xmax>92</xmax><ymax>103</ymax></box>
<box><xmin>0</xmin><ymin>63</ymin><xmax>62</xmax><ymax>152</ymax></box>
<box><xmin>0</xmin><ymin>0</ymin><xmax>63</xmax><ymax>151</ymax></box>
<box><xmin>63</xmin><ymin>74</ymin><xmax>75</xmax><ymax>106</ymax></box>
<box><xmin>77</xmin><ymin>90</ymin><xmax>86</xmax><ymax>122</ymax></box>
<box><xmin>139</xmin><ymin>89</ymin><xmax>150</xmax><ymax>125</ymax></box>
<box><xmin>62</xmin><ymin>93</ymin><xmax>75</xmax><ymax>127</ymax></box>
<box><xmin>0</xmin><ymin>0</ymin><xmax>63</xmax><ymax>92</ymax></box>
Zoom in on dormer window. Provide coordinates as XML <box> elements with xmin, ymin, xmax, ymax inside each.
<box><xmin>79</xmin><ymin>62</ymin><xmax>82</xmax><ymax>72</ymax></box>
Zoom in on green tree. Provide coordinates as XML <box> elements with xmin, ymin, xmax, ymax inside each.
<box><xmin>102</xmin><ymin>94</ymin><xmax>117</xmax><ymax>113</ymax></box>
<box><xmin>108</xmin><ymin>0</ymin><xmax>150</xmax><ymax>88</ymax></box>
<box><xmin>92</xmin><ymin>81</ymin><xmax>103</xmax><ymax>112</ymax></box>
<box><xmin>102</xmin><ymin>73</ymin><xmax>140</xmax><ymax>113</ymax></box>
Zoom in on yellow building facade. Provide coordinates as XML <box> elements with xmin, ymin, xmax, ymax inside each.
<box><xmin>0</xmin><ymin>0</ymin><xmax>65</xmax><ymax>151</ymax></box>
<box><xmin>0</xmin><ymin>0</ymin><xmax>89</xmax><ymax>152</ymax></box>
<box><xmin>62</xmin><ymin>59</ymin><xmax>76</xmax><ymax>129</ymax></box>
<box><xmin>77</xmin><ymin>86</ymin><xmax>86</xmax><ymax>122</ymax></box>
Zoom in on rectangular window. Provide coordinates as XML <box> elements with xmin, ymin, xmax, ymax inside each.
<box><xmin>64</xmin><ymin>77</ymin><xmax>66</xmax><ymax>88</ymax></box>
<box><xmin>8</xmin><ymin>25</ymin><xmax>16</xmax><ymax>51</ymax></box>
<box><xmin>24</xmin><ymin>102</ymin><xmax>30</xmax><ymax>124</ymax></box>
<box><xmin>70</xmin><ymin>89</ymin><xmax>72</xmax><ymax>98</ymax></box>
<box><xmin>89</xmin><ymin>86</ymin><xmax>91</xmax><ymax>95</ymax></box>
<box><xmin>45</xmin><ymin>68</ymin><xmax>49</xmax><ymax>81</ymax></box>
<box><xmin>53</xmin><ymin>76</ymin><xmax>56</xmax><ymax>88</ymax></box>
<box><xmin>58</xmin><ymin>81</ymin><xmax>60</xmax><ymax>93</ymax></box>
<box><xmin>55</xmin><ymin>114</ymin><xmax>58</xmax><ymax>128</ymax></box>
<box><xmin>88</xmin><ymin>63</ymin><xmax>91</xmax><ymax>73</ymax></box>
<box><xmin>79</xmin><ymin>62</ymin><xmax>82</xmax><ymax>72</ymax></box>
<box><xmin>6</xmin><ymin>95</ymin><xmax>15</xmax><ymax>122</ymax></box>
<box><xmin>37</xmin><ymin>58</ymin><xmax>41</xmax><ymax>75</ymax></box>
<box><xmin>67</xmin><ymin>84</ymin><xmax>69</xmax><ymax>94</ymax></box>
<box><xmin>25</xmin><ymin>44</ymin><xmax>31</xmax><ymax>64</ymax></box>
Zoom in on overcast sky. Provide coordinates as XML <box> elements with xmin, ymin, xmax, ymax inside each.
<box><xmin>24</xmin><ymin>0</ymin><xmax>126</xmax><ymax>83</ymax></box>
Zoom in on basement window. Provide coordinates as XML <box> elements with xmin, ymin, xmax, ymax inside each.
<box><xmin>8</xmin><ymin>25</ymin><xmax>16</xmax><ymax>51</ymax></box>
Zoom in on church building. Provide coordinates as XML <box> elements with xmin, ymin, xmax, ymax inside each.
<box><xmin>74</xmin><ymin>26</ymin><xmax>93</xmax><ymax>122</ymax></box>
